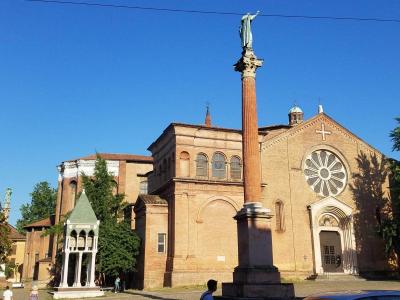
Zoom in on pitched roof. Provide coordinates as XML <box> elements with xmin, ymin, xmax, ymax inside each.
<box><xmin>68</xmin><ymin>191</ymin><xmax>98</xmax><ymax>224</ymax></box>
<box><xmin>66</xmin><ymin>153</ymin><xmax>153</xmax><ymax>163</ymax></box>
<box><xmin>261</xmin><ymin>112</ymin><xmax>383</xmax><ymax>156</ymax></box>
<box><xmin>137</xmin><ymin>194</ymin><xmax>168</xmax><ymax>205</ymax></box>
<box><xmin>24</xmin><ymin>216</ymin><xmax>53</xmax><ymax>228</ymax></box>
<box><xmin>7</xmin><ymin>224</ymin><xmax>25</xmax><ymax>240</ymax></box>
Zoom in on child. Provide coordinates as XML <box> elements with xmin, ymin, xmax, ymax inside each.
<box><xmin>200</xmin><ymin>279</ymin><xmax>217</xmax><ymax>300</ymax></box>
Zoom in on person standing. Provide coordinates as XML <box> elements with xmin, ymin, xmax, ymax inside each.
<box><xmin>29</xmin><ymin>285</ymin><xmax>39</xmax><ymax>300</ymax></box>
<box><xmin>200</xmin><ymin>279</ymin><xmax>217</xmax><ymax>300</ymax></box>
<box><xmin>2</xmin><ymin>286</ymin><xmax>13</xmax><ymax>300</ymax></box>
<box><xmin>114</xmin><ymin>276</ymin><xmax>120</xmax><ymax>293</ymax></box>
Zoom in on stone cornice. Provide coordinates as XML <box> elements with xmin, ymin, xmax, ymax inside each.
<box><xmin>173</xmin><ymin>177</ymin><xmax>244</xmax><ymax>186</ymax></box>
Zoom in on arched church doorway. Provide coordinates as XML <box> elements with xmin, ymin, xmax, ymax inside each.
<box><xmin>319</xmin><ymin>231</ymin><xmax>343</xmax><ymax>273</ymax></box>
<box><xmin>308</xmin><ymin>197</ymin><xmax>358</xmax><ymax>275</ymax></box>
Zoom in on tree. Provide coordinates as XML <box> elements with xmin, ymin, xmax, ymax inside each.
<box><xmin>82</xmin><ymin>157</ymin><xmax>126</xmax><ymax>222</ymax></box>
<box><xmin>390</xmin><ymin>117</ymin><xmax>400</xmax><ymax>152</ymax></box>
<box><xmin>16</xmin><ymin>181</ymin><xmax>57</xmax><ymax>233</ymax></box>
<box><xmin>82</xmin><ymin>155</ymin><xmax>140</xmax><ymax>279</ymax></box>
<box><xmin>97</xmin><ymin>220</ymin><xmax>140</xmax><ymax>277</ymax></box>
<box><xmin>0</xmin><ymin>210</ymin><xmax>11</xmax><ymax>269</ymax></box>
<box><xmin>379</xmin><ymin>117</ymin><xmax>400</xmax><ymax>270</ymax></box>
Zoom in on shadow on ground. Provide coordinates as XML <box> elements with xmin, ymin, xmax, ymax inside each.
<box><xmin>124</xmin><ymin>290</ymin><xmax>180</xmax><ymax>300</ymax></box>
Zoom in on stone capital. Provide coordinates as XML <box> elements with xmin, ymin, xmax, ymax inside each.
<box><xmin>234</xmin><ymin>48</ymin><xmax>263</xmax><ymax>78</ymax></box>
<box><xmin>234</xmin><ymin>202</ymin><xmax>272</xmax><ymax>220</ymax></box>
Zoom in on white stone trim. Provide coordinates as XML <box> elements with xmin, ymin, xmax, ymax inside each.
<box><xmin>308</xmin><ymin>196</ymin><xmax>358</xmax><ymax>275</ymax></box>
<box><xmin>60</xmin><ymin>160</ymin><xmax>119</xmax><ymax>179</ymax></box>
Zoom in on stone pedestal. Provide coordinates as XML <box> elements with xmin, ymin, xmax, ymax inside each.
<box><xmin>218</xmin><ymin>203</ymin><xmax>294</xmax><ymax>299</ymax></box>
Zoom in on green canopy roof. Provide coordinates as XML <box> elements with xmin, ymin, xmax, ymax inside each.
<box><xmin>68</xmin><ymin>191</ymin><xmax>98</xmax><ymax>224</ymax></box>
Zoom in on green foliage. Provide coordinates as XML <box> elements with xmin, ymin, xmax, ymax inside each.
<box><xmin>16</xmin><ymin>181</ymin><xmax>57</xmax><ymax>233</ymax></box>
<box><xmin>5</xmin><ymin>260</ymin><xmax>16</xmax><ymax>278</ymax></box>
<box><xmin>97</xmin><ymin>220</ymin><xmax>140</xmax><ymax>277</ymax></box>
<box><xmin>82</xmin><ymin>155</ymin><xmax>140</xmax><ymax>277</ymax></box>
<box><xmin>380</xmin><ymin>219</ymin><xmax>399</xmax><ymax>253</ymax></box>
<box><xmin>0</xmin><ymin>211</ymin><xmax>11</xmax><ymax>265</ymax></box>
<box><xmin>82</xmin><ymin>157</ymin><xmax>127</xmax><ymax>221</ymax></box>
<box><xmin>390</xmin><ymin>117</ymin><xmax>400</xmax><ymax>152</ymax></box>
<box><xmin>379</xmin><ymin>117</ymin><xmax>400</xmax><ymax>268</ymax></box>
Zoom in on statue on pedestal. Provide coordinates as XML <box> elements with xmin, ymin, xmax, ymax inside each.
<box><xmin>239</xmin><ymin>11</ymin><xmax>260</xmax><ymax>49</ymax></box>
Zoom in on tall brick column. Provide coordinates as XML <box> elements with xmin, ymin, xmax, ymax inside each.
<box><xmin>239</xmin><ymin>49</ymin><xmax>262</xmax><ymax>203</ymax></box>
<box><xmin>219</xmin><ymin>48</ymin><xmax>294</xmax><ymax>299</ymax></box>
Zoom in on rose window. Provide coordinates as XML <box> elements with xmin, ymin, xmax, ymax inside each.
<box><xmin>303</xmin><ymin>150</ymin><xmax>347</xmax><ymax>197</ymax></box>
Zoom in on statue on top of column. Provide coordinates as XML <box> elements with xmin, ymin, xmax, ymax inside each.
<box><xmin>239</xmin><ymin>11</ymin><xmax>260</xmax><ymax>49</ymax></box>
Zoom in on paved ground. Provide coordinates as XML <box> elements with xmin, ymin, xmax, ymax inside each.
<box><xmin>2</xmin><ymin>280</ymin><xmax>400</xmax><ymax>299</ymax></box>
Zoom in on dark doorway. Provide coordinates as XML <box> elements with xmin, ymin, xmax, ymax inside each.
<box><xmin>320</xmin><ymin>231</ymin><xmax>343</xmax><ymax>273</ymax></box>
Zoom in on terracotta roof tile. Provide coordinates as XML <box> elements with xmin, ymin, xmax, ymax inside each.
<box><xmin>138</xmin><ymin>194</ymin><xmax>168</xmax><ymax>205</ymax></box>
<box><xmin>24</xmin><ymin>217</ymin><xmax>52</xmax><ymax>228</ymax></box>
<box><xmin>7</xmin><ymin>224</ymin><xmax>25</xmax><ymax>240</ymax></box>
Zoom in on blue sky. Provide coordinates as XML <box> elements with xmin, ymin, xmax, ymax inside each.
<box><xmin>1</xmin><ymin>0</ymin><xmax>399</xmax><ymax>226</ymax></box>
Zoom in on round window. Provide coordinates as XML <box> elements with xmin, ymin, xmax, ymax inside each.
<box><xmin>303</xmin><ymin>150</ymin><xmax>347</xmax><ymax>197</ymax></box>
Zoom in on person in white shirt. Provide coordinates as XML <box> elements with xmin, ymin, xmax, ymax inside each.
<box><xmin>200</xmin><ymin>279</ymin><xmax>217</xmax><ymax>300</ymax></box>
<box><xmin>3</xmin><ymin>286</ymin><xmax>13</xmax><ymax>300</ymax></box>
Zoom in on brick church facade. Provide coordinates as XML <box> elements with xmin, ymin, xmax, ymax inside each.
<box><xmin>22</xmin><ymin>106</ymin><xmax>393</xmax><ymax>288</ymax></box>
<box><xmin>134</xmin><ymin>107</ymin><xmax>391</xmax><ymax>288</ymax></box>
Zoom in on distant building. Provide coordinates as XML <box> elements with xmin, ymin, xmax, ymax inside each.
<box><xmin>6</xmin><ymin>224</ymin><xmax>25</xmax><ymax>283</ymax></box>
<box><xmin>22</xmin><ymin>216</ymin><xmax>53</xmax><ymax>283</ymax></box>
<box><xmin>0</xmin><ymin>189</ymin><xmax>25</xmax><ymax>283</ymax></box>
<box><xmin>21</xmin><ymin>153</ymin><xmax>153</xmax><ymax>283</ymax></box>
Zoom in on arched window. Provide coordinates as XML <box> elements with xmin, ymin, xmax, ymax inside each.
<box><xmin>212</xmin><ymin>152</ymin><xmax>226</xmax><ymax>179</ymax></box>
<box><xmin>158</xmin><ymin>164</ymin><xmax>162</xmax><ymax>177</ymax></box>
<box><xmin>375</xmin><ymin>205</ymin><xmax>382</xmax><ymax>225</ymax></box>
<box><xmin>196</xmin><ymin>153</ymin><xmax>208</xmax><ymax>177</ymax></box>
<box><xmin>69</xmin><ymin>181</ymin><xmax>77</xmax><ymax>205</ymax></box>
<box><xmin>78</xmin><ymin>231</ymin><xmax>86</xmax><ymax>250</ymax></box>
<box><xmin>275</xmin><ymin>201</ymin><xmax>285</xmax><ymax>232</ymax></box>
<box><xmin>162</xmin><ymin>158</ymin><xmax>167</xmax><ymax>180</ymax></box>
<box><xmin>69</xmin><ymin>230</ymin><xmax>77</xmax><ymax>249</ymax></box>
<box><xmin>230</xmin><ymin>156</ymin><xmax>242</xmax><ymax>180</ymax></box>
<box><xmin>179</xmin><ymin>151</ymin><xmax>190</xmax><ymax>177</ymax></box>
<box><xmin>87</xmin><ymin>230</ymin><xmax>94</xmax><ymax>250</ymax></box>
<box><xmin>171</xmin><ymin>152</ymin><xmax>175</xmax><ymax>177</ymax></box>
<box><xmin>112</xmin><ymin>180</ymin><xmax>118</xmax><ymax>195</ymax></box>
<box><xmin>139</xmin><ymin>180</ymin><xmax>148</xmax><ymax>195</ymax></box>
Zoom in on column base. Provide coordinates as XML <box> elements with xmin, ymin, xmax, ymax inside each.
<box><xmin>217</xmin><ymin>282</ymin><xmax>295</xmax><ymax>300</ymax></box>
<box><xmin>53</xmin><ymin>287</ymin><xmax>104</xmax><ymax>299</ymax></box>
<box><xmin>233</xmin><ymin>266</ymin><xmax>280</xmax><ymax>284</ymax></box>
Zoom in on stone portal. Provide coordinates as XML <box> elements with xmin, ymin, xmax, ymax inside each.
<box><xmin>308</xmin><ymin>197</ymin><xmax>358</xmax><ymax>275</ymax></box>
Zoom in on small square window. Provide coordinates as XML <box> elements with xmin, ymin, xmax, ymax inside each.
<box><xmin>157</xmin><ymin>233</ymin><xmax>166</xmax><ymax>253</ymax></box>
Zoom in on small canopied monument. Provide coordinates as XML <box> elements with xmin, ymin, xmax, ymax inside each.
<box><xmin>53</xmin><ymin>191</ymin><xmax>104</xmax><ymax>299</ymax></box>
<box><xmin>217</xmin><ymin>12</ymin><xmax>295</xmax><ymax>299</ymax></box>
